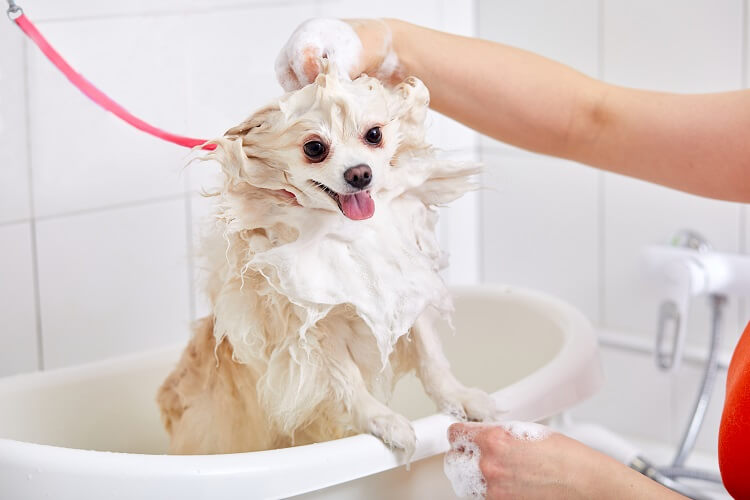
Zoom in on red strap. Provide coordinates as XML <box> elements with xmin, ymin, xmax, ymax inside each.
<box><xmin>14</xmin><ymin>13</ymin><xmax>216</xmax><ymax>151</ymax></box>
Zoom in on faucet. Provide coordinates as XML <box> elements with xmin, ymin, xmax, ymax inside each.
<box><xmin>642</xmin><ymin>229</ymin><xmax>750</xmax><ymax>371</ymax></box>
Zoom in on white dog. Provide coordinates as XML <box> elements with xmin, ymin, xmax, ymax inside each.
<box><xmin>157</xmin><ymin>63</ymin><xmax>497</xmax><ymax>457</ymax></box>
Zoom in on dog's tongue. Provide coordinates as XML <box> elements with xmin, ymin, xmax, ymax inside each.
<box><xmin>339</xmin><ymin>191</ymin><xmax>375</xmax><ymax>220</ymax></box>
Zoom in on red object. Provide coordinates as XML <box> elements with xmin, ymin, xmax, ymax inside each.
<box><xmin>719</xmin><ymin>321</ymin><xmax>750</xmax><ymax>499</ymax></box>
<box><xmin>13</xmin><ymin>13</ymin><xmax>215</xmax><ymax>151</ymax></box>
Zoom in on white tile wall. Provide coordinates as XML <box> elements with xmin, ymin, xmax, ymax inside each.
<box><xmin>317</xmin><ymin>0</ymin><xmax>442</xmax><ymax>29</ymax></box>
<box><xmin>602</xmin><ymin>0</ymin><xmax>744</xmax><ymax>93</ymax></box>
<box><xmin>0</xmin><ymin>223</ymin><xmax>39</xmax><ymax>375</ymax></box>
<box><xmin>26</xmin><ymin>17</ymin><xmax>190</xmax><ymax>217</ymax></box>
<box><xmin>35</xmin><ymin>200</ymin><xmax>191</xmax><ymax>368</ymax></box>
<box><xmin>479</xmin><ymin>0</ymin><xmax>600</xmax><ymax>76</ymax></box>
<box><xmin>571</xmin><ymin>345</ymin><xmax>674</xmax><ymax>445</ymax></box>
<box><xmin>481</xmin><ymin>151</ymin><xmax>600</xmax><ymax>323</ymax></box>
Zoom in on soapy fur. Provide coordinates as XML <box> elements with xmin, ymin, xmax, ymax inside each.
<box><xmin>157</xmin><ymin>63</ymin><xmax>497</xmax><ymax>457</ymax></box>
<box><xmin>444</xmin><ymin>422</ymin><xmax>552</xmax><ymax>498</ymax></box>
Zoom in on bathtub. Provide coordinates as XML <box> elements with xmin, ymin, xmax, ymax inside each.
<box><xmin>0</xmin><ymin>285</ymin><xmax>602</xmax><ymax>499</ymax></box>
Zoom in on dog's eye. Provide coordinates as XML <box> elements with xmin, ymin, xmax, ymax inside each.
<box><xmin>303</xmin><ymin>140</ymin><xmax>328</xmax><ymax>162</ymax></box>
<box><xmin>364</xmin><ymin>127</ymin><xmax>382</xmax><ymax>145</ymax></box>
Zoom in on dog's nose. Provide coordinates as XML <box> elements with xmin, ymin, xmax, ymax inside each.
<box><xmin>343</xmin><ymin>164</ymin><xmax>372</xmax><ymax>189</ymax></box>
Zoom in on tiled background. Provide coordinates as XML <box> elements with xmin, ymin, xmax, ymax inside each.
<box><xmin>0</xmin><ymin>0</ymin><xmax>747</xmax><ymax>461</ymax></box>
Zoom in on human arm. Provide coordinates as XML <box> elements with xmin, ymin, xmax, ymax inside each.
<box><xmin>446</xmin><ymin>422</ymin><xmax>687</xmax><ymax>500</ymax></box>
<box><xmin>277</xmin><ymin>19</ymin><xmax>750</xmax><ymax>202</ymax></box>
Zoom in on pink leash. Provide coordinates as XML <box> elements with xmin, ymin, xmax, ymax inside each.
<box><xmin>8</xmin><ymin>2</ymin><xmax>215</xmax><ymax>151</ymax></box>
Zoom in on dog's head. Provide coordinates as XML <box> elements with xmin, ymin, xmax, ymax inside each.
<box><xmin>218</xmin><ymin>62</ymin><xmax>430</xmax><ymax>221</ymax></box>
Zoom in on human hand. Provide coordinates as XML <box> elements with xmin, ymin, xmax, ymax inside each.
<box><xmin>275</xmin><ymin>18</ymin><xmax>405</xmax><ymax>91</ymax></box>
<box><xmin>445</xmin><ymin>421</ymin><xmax>580</xmax><ymax>500</ymax></box>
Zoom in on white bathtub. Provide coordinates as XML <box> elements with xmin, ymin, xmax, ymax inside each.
<box><xmin>0</xmin><ymin>285</ymin><xmax>602</xmax><ymax>499</ymax></box>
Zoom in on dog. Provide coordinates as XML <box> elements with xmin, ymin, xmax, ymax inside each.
<box><xmin>157</xmin><ymin>62</ymin><xmax>498</xmax><ymax>457</ymax></box>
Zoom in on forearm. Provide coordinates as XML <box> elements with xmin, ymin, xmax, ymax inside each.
<box><xmin>388</xmin><ymin>19</ymin><xmax>596</xmax><ymax>159</ymax></box>
<box><xmin>387</xmin><ymin>19</ymin><xmax>750</xmax><ymax>202</ymax></box>
<box><xmin>583</xmin><ymin>88</ymin><xmax>750</xmax><ymax>202</ymax></box>
<box><xmin>572</xmin><ymin>443</ymin><xmax>686</xmax><ymax>499</ymax></box>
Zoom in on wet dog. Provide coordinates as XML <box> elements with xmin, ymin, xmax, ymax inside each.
<box><xmin>157</xmin><ymin>63</ymin><xmax>497</xmax><ymax>456</ymax></box>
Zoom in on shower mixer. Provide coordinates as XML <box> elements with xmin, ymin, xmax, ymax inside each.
<box><xmin>642</xmin><ymin>230</ymin><xmax>750</xmax><ymax>371</ymax></box>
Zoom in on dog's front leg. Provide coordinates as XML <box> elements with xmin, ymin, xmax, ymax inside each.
<box><xmin>411</xmin><ymin>309</ymin><xmax>499</xmax><ymax>422</ymax></box>
<box><xmin>321</xmin><ymin>334</ymin><xmax>417</xmax><ymax>457</ymax></box>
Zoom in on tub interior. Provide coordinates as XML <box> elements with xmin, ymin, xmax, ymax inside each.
<box><xmin>0</xmin><ymin>289</ymin><xmax>563</xmax><ymax>454</ymax></box>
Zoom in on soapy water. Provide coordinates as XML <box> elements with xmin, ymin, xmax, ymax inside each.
<box><xmin>444</xmin><ymin>421</ymin><xmax>551</xmax><ymax>499</ymax></box>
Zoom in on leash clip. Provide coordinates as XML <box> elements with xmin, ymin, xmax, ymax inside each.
<box><xmin>7</xmin><ymin>0</ymin><xmax>23</xmax><ymax>21</ymax></box>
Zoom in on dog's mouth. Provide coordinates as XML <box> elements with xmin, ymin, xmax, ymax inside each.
<box><xmin>311</xmin><ymin>181</ymin><xmax>375</xmax><ymax>220</ymax></box>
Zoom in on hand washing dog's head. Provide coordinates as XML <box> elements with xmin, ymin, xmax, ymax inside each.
<box><xmin>216</xmin><ymin>61</ymin><xmax>430</xmax><ymax>221</ymax></box>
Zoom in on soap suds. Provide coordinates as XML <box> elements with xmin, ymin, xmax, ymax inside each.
<box><xmin>276</xmin><ymin>18</ymin><xmax>362</xmax><ymax>91</ymax></box>
<box><xmin>445</xmin><ymin>432</ymin><xmax>487</xmax><ymax>498</ymax></box>
<box><xmin>500</xmin><ymin>421</ymin><xmax>551</xmax><ymax>441</ymax></box>
<box><xmin>276</xmin><ymin>18</ymin><xmax>402</xmax><ymax>91</ymax></box>
<box><xmin>444</xmin><ymin>422</ymin><xmax>552</xmax><ymax>499</ymax></box>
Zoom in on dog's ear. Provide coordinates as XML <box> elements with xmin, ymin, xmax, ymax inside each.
<box><xmin>224</xmin><ymin>120</ymin><xmax>254</xmax><ymax>139</ymax></box>
<box><xmin>390</xmin><ymin>76</ymin><xmax>430</xmax><ymax>125</ymax></box>
<box><xmin>389</xmin><ymin>77</ymin><xmax>430</xmax><ymax>149</ymax></box>
<box><xmin>212</xmin><ymin>106</ymin><xmax>288</xmax><ymax>190</ymax></box>
<box><xmin>224</xmin><ymin>106</ymin><xmax>280</xmax><ymax>143</ymax></box>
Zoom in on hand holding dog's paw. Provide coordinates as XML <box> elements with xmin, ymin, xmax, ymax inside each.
<box><xmin>368</xmin><ymin>412</ymin><xmax>417</xmax><ymax>459</ymax></box>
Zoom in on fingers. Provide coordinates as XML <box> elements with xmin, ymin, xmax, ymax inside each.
<box><xmin>448</xmin><ymin>422</ymin><xmax>494</xmax><ymax>449</ymax></box>
<box><xmin>300</xmin><ymin>46</ymin><xmax>323</xmax><ymax>83</ymax></box>
<box><xmin>275</xmin><ymin>18</ymin><xmax>363</xmax><ymax>91</ymax></box>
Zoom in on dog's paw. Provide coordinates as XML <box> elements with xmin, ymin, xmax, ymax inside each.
<box><xmin>368</xmin><ymin>412</ymin><xmax>416</xmax><ymax>458</ymax></box>
<box><xmin>439</xmin><ymin>386</ymin><xmax>501</xmax><ymax>423</ymax></box>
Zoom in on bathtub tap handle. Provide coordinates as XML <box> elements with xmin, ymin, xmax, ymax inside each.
<box><xmin>655</xmin><ymin>300</ymin><xmax>681</xmax><ymax>370</ymax></box>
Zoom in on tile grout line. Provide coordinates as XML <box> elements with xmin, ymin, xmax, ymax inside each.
<box><xmin>22</xmin><ymin>38</ymin><xmax>45</xmax><ymax>371</ymax></box>
<box><xmin>0</xmin><ymin>217</ymin><xmax>32</xmax><ymax>228</ymax></box>
<box><xmin>33</xmin><ymin>193</ymin><xmax>187</xmax><ymax>222</ymax></box>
